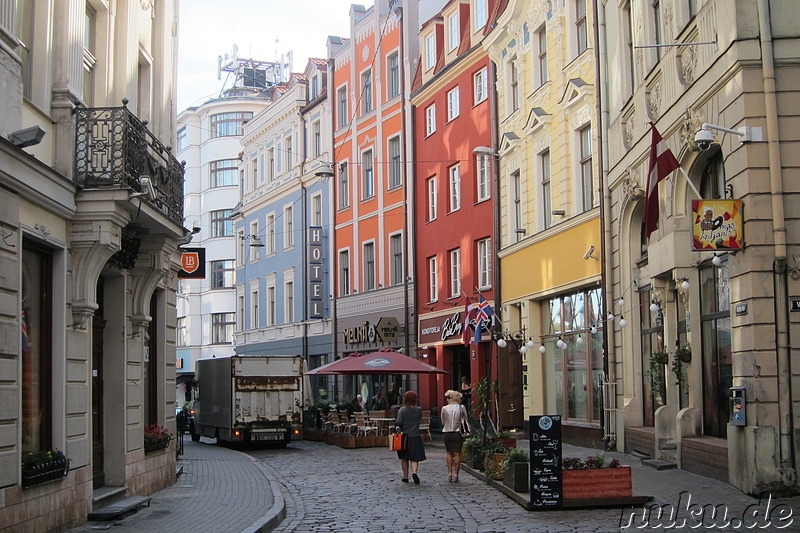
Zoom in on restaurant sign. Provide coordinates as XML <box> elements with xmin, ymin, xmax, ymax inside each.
<box><xmin>691</xmin><ymin>200</ymin><xmax>743</xmax><ymax>251</ymax></box>
<box><xmin>342</xmin><ymin>316</ymin><xmax>401</xmax><ymax>346</ymax></box>
<box><xmin>419</xmin><ymin>312</ymin><xmax>464</xmax><ymax>345</ymax></box>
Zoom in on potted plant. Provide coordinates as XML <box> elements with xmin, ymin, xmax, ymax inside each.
<box><xmin>647</xmin><ymin>350</ymin><xmax>668</xmax><ymax>396</ymax></box>
<box><xmin>501</xmin><ymin>447</ymin><xmax>529</xmax><ymax>492</ymax></box>
<box><xmin>675</xmin><ymin>344</ymin><xmax>692</xmax><ymax>363</ymax></box>
<box><xmin>562</xmin><ymin>451</ymin><xmax>631</xmax><ymax>500</ymax></box>
<box><xmin>482</xmin><ymin>439</ymin><xmax>508</xmax><ymax>479</ymax></box>
<box><xmin>144</xmin><ymin>424</ymin><xmax>173</xmax><ymax>454</ymax></box>
<box><xmin>671</xmin><ymin>356</ymin><xmax>686</xmax><ymax>388</ymax></box>
<box><xmin>21</xmin><ymin>449</ymin><xmax>70</xmax><ymax>488</ymax></box>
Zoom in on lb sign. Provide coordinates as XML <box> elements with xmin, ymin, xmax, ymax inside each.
<box><xmin>179</xmin><ymin>247</ymin><xmax>206</xmax><ymax>279</ymax></box>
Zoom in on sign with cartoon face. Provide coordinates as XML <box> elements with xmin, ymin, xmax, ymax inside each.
<box><xmin>692</xmin><ymin>200</ymin><xmax>743</xmax><ymax>251</ymax></box>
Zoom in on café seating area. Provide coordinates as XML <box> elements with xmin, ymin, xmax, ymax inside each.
<box><xmin>313</xmin><ymin>408</ymin><xmax>434</xmax><ymax>449</ymax></box>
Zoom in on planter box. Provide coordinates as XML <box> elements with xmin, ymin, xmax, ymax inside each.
<box><xmin>22</xmin><ymin>458</ymin><xmax>70</xmax><ymax>489</ymax></box>
<box><xmin>503</xmin><ymin>462</ymin><xmax>529</xmax><ymax>493</ymax></box>
<box><xmin>562</xmin><ymin>466</ymin><xmax>632</xmax><ymax>500</ymax></box>
<box><xmin>144</xmin><ymin>441</ymin><xmax>170</xmax><ymax>454</ymax></box>
<box><xmin>485</xmin><ymin>453</ymin><xmax>506</xmax><ymax>480</ymax></box>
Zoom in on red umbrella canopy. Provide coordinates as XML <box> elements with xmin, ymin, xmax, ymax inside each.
<box><xmin>305</xmin><ymin>348</ymin><xmax>447</xmax><ymax>375</ymax></box>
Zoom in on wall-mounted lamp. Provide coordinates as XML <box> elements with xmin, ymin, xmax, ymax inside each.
<box><xmin>473</xmin><ymin>146</ymin><xmax>497</xmax><ymax>157</ymax></box>
<box><xmin>315</xmin><ymin>162</ymin><xmax>335</xmax><ymax>181</ymax></box>
<box><xmin>177</xmin><ymin>226</ymin><xmax>202</xmax><ymax>247</ymax></box>
<box><xmin>9</xmin><ymin>125</ymin><xmax>46</xmax><ymax>148</ymax></box>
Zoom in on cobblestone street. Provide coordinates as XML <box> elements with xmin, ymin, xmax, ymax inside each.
<box><xmin>251</xmin><ymin>441</ymin><xmax>623</xmax><ymax>533</ymax></box>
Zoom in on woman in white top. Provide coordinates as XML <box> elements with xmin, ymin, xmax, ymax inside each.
<box><xmin>440</xmin><ymin>389</ymin><xmax>470</xmax><ymax>483</ymax></box>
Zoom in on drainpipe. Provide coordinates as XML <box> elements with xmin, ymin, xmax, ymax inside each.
<box><xmin>593</xmin><ymin>0</ymin><xmax>616</xmax><ymax>449</ymax></box>
<box><xmin>488</xmin><ymin>59</ymin><xmax>500</xmax><ymax>424</ymax></box>
<box><xmin>300</xmin><ymin>111</ymin><xmax>309</xmax><ymax>366</ymax></box>
<box><xmin>758</xmin><ymin>0</ymin><xmax>795</xmax><ymax>487</ymax></box>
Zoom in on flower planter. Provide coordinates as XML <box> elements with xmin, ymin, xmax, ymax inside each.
<box><xmin>485</xmin><ymin>453</ymin><xmax>507</xmax><ymax>480</ymax></box>
<box><xmin>502</xmin><ymin>461</ymin><xmax>529</xmax><ymax>493</ymax></box>
<box><xmin>22</xmin><ymin>458</ymin><xmax>70</xmax><ymax>488</ymax></box>
<box><xmin>562</xmin><ymin>466</ymin><xmax>632</xmax><ymax>500</ymax></box>
<box><xmin>144</xmin><ymin>440</ymin><xmax>170</xmax><ymax>454</ymax></box>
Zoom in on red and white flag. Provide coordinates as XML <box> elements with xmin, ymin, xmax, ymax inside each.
<box><xmin>644</xmin><ymin>123</ymin><xmax>681</xmax><ymax>238</ymax></box>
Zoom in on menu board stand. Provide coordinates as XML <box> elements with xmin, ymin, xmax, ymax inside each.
<box><xmin>529</xmin><ymin>415</ymin><xmax>562</xmax><ymax>510</ymax></box>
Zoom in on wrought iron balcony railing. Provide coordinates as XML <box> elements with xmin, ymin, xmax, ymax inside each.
<box><xmin>75</xmin><ymin>99</ymin><xmax>184</xmax><ymax>225</ymax></box>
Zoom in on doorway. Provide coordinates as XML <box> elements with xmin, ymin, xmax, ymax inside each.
<box><xmin>91</xmin><ymin>277</ymin><xmax>106</xmax><ymax>489</ymax></box>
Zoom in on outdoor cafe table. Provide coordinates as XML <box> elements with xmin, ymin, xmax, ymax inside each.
<box><xmin>369</xmin><ymin>417</ymin><xmax>396</xmax><ymax>434</ymax></box>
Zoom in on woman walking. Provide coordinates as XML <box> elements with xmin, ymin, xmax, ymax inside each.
<box><xmin>440</xmin><ymin>390</ymin><xmax>470</xmax><ymax>482</ymax></box>
<box><xmin>395</xmin><ymin>390</ymin><xmax>426</xmax><ymax>484</ymax></box>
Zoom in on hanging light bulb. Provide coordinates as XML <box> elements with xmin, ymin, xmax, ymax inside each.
<box><xmin>539</xmin><ymin>345</ymin><xmax>547</xmax><ymax>354</ymax></box>
<box><xmin>576</xmin><ymin>335</ymin><xmax>584</xmax><ymax>344</ymax></box>
<box><xmin>590</xmin><ymin>325</ymin><xmax>598</xmax><ymax>334</ymax></box>
<box><xmin>497</xmin><ymin>338</ymin><xmax>507</xmax><ymax>348</ymax></box>
<box><xmin>526</xmin><ymin>339</ymin><xmax>535</xmax><ymax>349</ymax></box>
<box><xmin>617</xmin><ymin>298</ymin><xmax>625</xmax><ymax>307</ymax></box>
<box><xmin>681</xmin><ymin>279</ymin><xmax>690</xmax><ymax>291</ymax></box>
<box><xmin>608</xmin><ymin>312</ymin><xmax>615</xmax><ymax>321</ymax></box>
<box><xmin>712</xmin><ymin>254</ymin><xmax>722</xmax><ymax>267</ymax></box>
<box><xmin>520</xmin><ymin>345</ymin><xmax>528</xmax><ymax>354</ymax></box>
<box><xmin>619</xmin><ymin>316</ymin><xmax>628</xmax><ymax>327</ymax></box>
<box><xmin>650</xmin><ymin>301</ymin><xmax>660</xmax><ymax>313</ymax></box>
<box><xmin>556</xmin><ymin>338</ymin><xmax>567</xmax><ymax>349</ymax></box>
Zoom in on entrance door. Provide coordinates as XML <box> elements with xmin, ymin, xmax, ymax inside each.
<box><xmin>91</xmin><ymin>314</ymin><xmax>106</xmax><ymax>489</ymax></box>
<box><xmin>700</xmin><ymin>263</ymin><xmax>732</xmax><ymax>437</ymax></box>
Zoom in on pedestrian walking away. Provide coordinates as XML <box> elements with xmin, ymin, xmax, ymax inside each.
<box><xmin>395</xmin><ymin>390</ymin><xmax>426</xmax><ymax>484</ymax></box>
<box><xmin>440</xmin><ymin>389</ymin><xmax>470</xmax><ymax>483</ymax></box>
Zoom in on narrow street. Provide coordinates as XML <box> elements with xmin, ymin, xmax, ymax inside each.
<box><xmin>251</xmin><ymin>441</ymin><xmax>622</xmax><ymax>533</ymax></box>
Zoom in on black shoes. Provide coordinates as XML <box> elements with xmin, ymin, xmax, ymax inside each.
<box><xmin>401</xmin><ymin>478</ymin><xmax>408</xmax><ymax>483</ymax></box>
<box><xmin>412</xmin><ymin>473</ymin><xmax>420</xmax><ymax>484</ymax></box>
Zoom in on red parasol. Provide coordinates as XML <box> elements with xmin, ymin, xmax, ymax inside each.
<box><xmin>305</xmin><ymin>347</ymin><xmax>447</xmax><ymax>375</ymax></box>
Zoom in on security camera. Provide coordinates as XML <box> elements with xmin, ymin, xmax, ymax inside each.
<box><xmin>694</xmin><ymin>128</ymin><xmax>715</xmax><ymax>151</ymax></box>
<box><xmin>583</xmin><ymin>246</ymin><xmax>598</xmax><ymax>260</ymax></box>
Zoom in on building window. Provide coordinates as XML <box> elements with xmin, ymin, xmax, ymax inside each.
<box><xmin>425</xmin><ymin>33</ymin><xmax>436</xmax><ymax>71</ymax></box>
<box><xmin>512</xmin><ymin>171</ymin><xmax>522</xmax><ymax>241</ymax></box>
<box><xmin>475</xmin><ymin>0</ymin><xmax>488</xmax><ymax>30</ymax></box>
<box><xmin>477</xmin><ymin>154</ymin><xmax>490</xmax><ymax>202</ymax></box>
<box><xmin>266</xmin><ymin>214</ymin><xmax>276</xmax><ymax>255</ymax></box>
<box><xmin>177</xmin><ymin>317</ymin><xmax>187</xmax><ymax>346</ymax></box>
<box><xmin>541</xmin><ymin>150</ymin><xmax>552</xmax><ymax>229</ymax></box>
<box><xmin>251</xmin><ymin>157</ymin><xmax>258</xmax><ymax>190</ymax></box>
<box><xmin>339</xmin><ymin>163</ymin><xmax>350</xmax><ymax>209</ymax></box>
<box><xmin>474</xmin><ymin>67</ymin><xmax>488</xmax><ymax>105</ymax></box>
<box><xmin>211</xmin><ymin>313</ymin><xmax>235</xmax><ymax>344</ymax></box>
<box><xmin>250</xmin><ymin>288</ymin><xmax>259</xmax><ymax>330</ymax></box>
<box><xmin>426</xmin><ymin>104</ymin><xmax>437</xmax><ymax>136</ymax></box>
<box><xmin>361</xmin><ymin>68</ymin><xmax>373</xmax><ymax>114</ymax></box>
<box><xmin>700</xmin><ymin>261</ymin><xmax>732</xmax><ymax>438</ymax></box>
<box><xmin>536</xmin><ymin>25</ymin><xmax>548</xmax><ymax>87</ymax></box>
<box><xmin>427</xmin><ymin>176</ymin><xmax>438</xmax><ymax>222</ymax></box>
<box><xmin>268</xmin><ymin>148</ymin><xmax>275</xmax><ymax>180</ymax></box>
<box><xmin>390</xmin><ymin>234</ymin><xmax>403</xmax><ymax>286</ymax></box>
<box><xmin>579</xmin><ymin>126</ymin><xmax>593</xmax><ymax>212</ymax></box>
<box><xmin>448</xmin><ymin>12</ymin><xmax>459</xmax><ymax>51</ymax></box>
<box><xmin>284</xmin><ymin>206</ymin><xmax>294</xmax><ymax>248</ymax></box>
<box><xmin>210</xmin><ymin>159</ymin><xmax>238</xmax><ymax>187</ymax></box>
<box><xmin>652</xmin><ymin>0</ymin><xmax>663</xmax><ymax>60</ymax></box>
<box><xmin>339</xmin><ymin>250</ymin><xmax>350</xmax><ymax>296</ymax></box>
<box><xmin>544</xmin><ymin>289</ymin><xmax>603</xmax><ymax>422</ymax></box>
<box><xmin>428</xmin><ymin>256</ymin><xmax>438</xmax><ymax>302</ymax></box>
<box><xmin>449</xmin><ymin>248</ymin><xmax>461</xmax><ymax>298</ymax></box>
<box><xmin>362</xmin><ymin>150</ymin><xmax>374</xmax><ymax>199</ymax></box>
<box><xmin>21</xmin><ymin>241</ymin><xmax>54</xmax><ymax>454</ymax></box>
<box><xmin>312</xmin><ymin>193</ymin><xmax>323</xmax><ymax>226</ymax></box>
<box><xmin>310</xmin><ymin>74</ymin><xmax>320</xmax><ymax>99</ymax></box>
<box><xmin>83</xmin><ymin>4</ymin><xmax>96</xmax><ymax>106</ymax></box>
<box><xmin>177</xmin><ymin>127</ymin><xmax>188</xmax><ymax>152</ymax></box>
<box><xmin>576</xmin><ymin>0</ymin><xmax>588</xmax><ymax>55</ymax></box>
<box><xmin>285</xmin><ymin>136</ymin><xmax>293</xmax><ymax>171</ymax></box>
<box><xmin>249</xmin><ymin>222</ymin><xmax>260</xmax><ymax>262</ymax></box>
<box><xmin>449</xmin><ymin>164</ymin><xmax>461</xmax><ymax>212</ymax></box>
<box><xmin>623</xmin><ymin>2</ymin><xmax>635</xmax><ymax>97</ymax></box>
<box><xmin>387</xmin><ymin>52</ymin><xmax>400</xmax><ymax>99</ymax></box>
<box><xmin>509</xmin><ymin>59</ymin><xmax>520</xmax><ymax>113</ymax></box>
<box><xmin>477</xmin><ymin>238</ymin><xmax>491</xmax><ymax>289</ymax></box>
<box><xmin>211</xmin><ymin>209</ymin><xmax>233</xmax><ymax>237</ymax></box>
<box><xmin>447</xmin><ymin>86</ymin><xmax>460</xmax><ymax>121</ymax></box>
<box><xmin>639</xmin><ymin>287</ymin><xmax>665</xmax><ymax>426</ymax></box>
<box><xmin>15</xmin><ymin>0</ymin><xmax>34</xmax><ymax>100</ymax></box>
<box><xmin>338</xmin><ymin>86</ymin><xmax>348</xmax><ymax>128</ymax></box>
<box><xmin>388</xmin><ymin>137</ymin><xmax>402</xmax><ymax>189</ymax></box>
<box><xmin>237</xmin><ymin>295</ymin><xmax>245</xmax><ymax>332</ymax></box>
<box><xmin>210</xmin><ymin>260</ymin><xmax>235</xmax><ymax>289</ymax></box>
<box><xmin>313</xmin><ymin>121</ymin><xmax>321</xmax><ymax>157</ymax></box>
<box><xmin>267</xmin><ymin>285</ymin><xmax>276</xmax><ymax>326</ymax></box>
<box><xmin>285</xmin><ymin>281</ymin><xmax>294</xmax><ymax>323</ymax></box>
<box><xmin>211</xmin><ymin>112</ymin><xmax>252</xmax><ymax>138</ymax></box>
<box><xmin>363</xmin><ymin>242</ymin><xmax>376</xmax><ymax>291</ymax></box>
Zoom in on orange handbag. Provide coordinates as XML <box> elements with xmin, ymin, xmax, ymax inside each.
<box><xmin>390</xmin><ymin>432</ymin><xmax>407</xmax><ymax>451</ymax></box>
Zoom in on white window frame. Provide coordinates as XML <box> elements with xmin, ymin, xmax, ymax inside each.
<box><xmin>512</xmin><ymin>171</ymin><xmax>522</xmax><ymax>241</ymax></box>
<box><xmin>425</xmin><ymin>33</ymin><xmax>436</xmax><ymax>71</ymax></box>
<box><xmin>284</xmin><ymin>280</ymin><xmax>294</xmax><ymax>323</ymax></box>
<box><xmin>362</xmin><ymin>149</ymin><xmax>374</xmax><ymax>199</ymax></box>
<box><xmin>477</xmin><ymin>238</ymin><xmax>492</xmax><ymax>289</ymax></box>
<box><xmin>449</xmin><ymin>164</ymin><xmax>461</xmax><ymax>212</ymax></box>
<box><xmin>339</xmin><ymin>162</ymin><xmax>350</xmax><ymax>209</ymax></box>
<box><xmin>250</xmin><ymin>287</ymin><xmax>259</xmax><ymax>330</ymax></box>
<box><xmin>428</xmin><ymin>256</ymin><xmax>438</xmax><ymax>302</ymax></box>
<box><xmin>541</xmin><ymin>150</ymin><xmax>552</xmax><ymax>230</ymax></box>
<box><xmin>313</xmin><ymin>121</ymin><xmax>321</xmax><ymax>157</ymax></box>
<box><xmin>447</xmin><ymin>86</ymin><xmax>460</xmax><ymax>121</ymax></box>
<box><xmin>337</xmin><ymin>85</ymin><xmax>348</xmax><ymax>128</ymax></box>
<box><xmin>387</xmin><ymin>51</ymin><xmax>400</xmax><ymax>99</ymax></box>
<box><xmin>576</xmin><ymin>0</ymin><xmax>588</xmax><ymax>56</ymax></box>
<box><xmin>266</xmin><ymin>213</ymin><xmax>276</xmax><ymax>255</ymax></box>
<box><xmin>536</xmin><ymin>24</ymin><xmax>548</xmax><ymax>88</ymax></box>
<box><xmin>339</xmin><ymin>249</ymin><xmax>350</xmax><ymax>296</ymax></box>
<box><xmin>448</xmin><ymin>12</ymin><xmax>459</xmax><ymax>52</ymax></box>
<box><xmin>388</xmin><ymin>136</ymin><xmax>402</xmax><ymax>189</ymax></box>
<box><xmin>283</xmin><ymin>205</ymin><xmax>294</xmax><ymax>249</ymax></box>
<box><xmin>426</xmin><ymin>104</ymin><xmax>437</xmax><ymax>136</ymax></box>
<box><xmin>361</xmin><ymin>68</ymin><xmax>373</xmax><ymax>114</ymax></box>
<box><xmin>363</xmin><ymin>241</ymin><xmax>376</xmax><ymax>291</ymax></box>
<box><xmin>249</xmin><ymin>222</ymin><xmax>260</xmax><ymax>262</ymax></box>
<box><xmin>449</xmin><ymin>248</ymin><xmax>461</xmax><ymax>299</ymax></box>
<box><xmin>267</xmin><ymin>284</ymin><xmax>276</xmax><ymax>326</ymax></box>
<box><xmin>477</xmin><ymin>154</ymin><xmax>490</xmax><ymax>202</ymax></box>
<box><xmin>579</xmin><ymin>126</ymin><xmax>593</xmax><ymax>212</ymax></box>
<box><xmin>474</xmin><ymin>0</ymin><xmax>488</xmax><ymax>31</ymax></box>
<box><xmin>428</xmin><ymin>176</ymin><xmax>438</xmax><ymax>222</ymax></box>
<box><xmin>473</xmin><ymin>67</ymin><xmax>488</xmax><ymax>105</ymax></box>
<box><xmin>390</xmin><ymin>233</ymin><xmax>404</xmax><ymax>286</ymax></box>
<box><xmin>311</xmin><ymin>192</ymin><xmax>323</xmax><ymax>226</ymax></box>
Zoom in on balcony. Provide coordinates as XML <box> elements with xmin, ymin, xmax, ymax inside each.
<box><xmin>75</xmin><ymin>100</ymin><xmax>184</xmax><ymax>225</ymax></box>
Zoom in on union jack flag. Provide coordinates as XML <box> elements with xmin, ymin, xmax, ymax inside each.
<box><xmin>473</xmin><ymin>294</ymin><xmax>494</xmax><ymax>344</ymax></box>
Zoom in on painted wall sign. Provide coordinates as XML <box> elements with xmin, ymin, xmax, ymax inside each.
<box><xmin>178</xmin><ymin>247</ymin><xmax>206</xmax><ymax>278</ymax></box>
<box><xmin>307</xmin><ymin>226</ymin><xmax>324</xmax><ymax>318</ymax></box>
<box><xmin>691</xmin><ymin>200</ymin><xmax>744</xmax><ymax>251</ymax></box>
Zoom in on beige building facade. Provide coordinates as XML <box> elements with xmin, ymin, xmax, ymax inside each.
<box><xmin>600</xmin><ymin>0</ymin><xmax>800</xmax><ymax>493</ymax></box>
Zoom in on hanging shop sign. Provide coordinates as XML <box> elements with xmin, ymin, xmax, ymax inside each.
<box><xmin>178</xmin><ymin>247</ymin><xmax>206</xmax><ymax>278</ymax></box>
<box><xmin>418</xmin><ymin>312</ymin><xmax>464</xmax><ymax>345</ymax></box>
<box><xmin>307</xmin><ymin>226</ymin><xmax>324</xmax><ymax>319</ymax></box>
<box><xmin>342</xmin><ymin>316</ymin><xmax>402</xmax><ymax>346</ymax></box>
<box><xmin>691</xmin><ymin>200</ymin><xmax>743</xmax><ymax>251</ymax></box>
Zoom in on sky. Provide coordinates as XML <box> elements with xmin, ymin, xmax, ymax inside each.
<box><xmin>177</xmin><ymin>0</ymin><xmax>361</xmax><ymax>112</ymax></box>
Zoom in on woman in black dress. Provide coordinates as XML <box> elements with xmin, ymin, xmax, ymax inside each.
<box><xmin>395</xmin><ymin>390</ymin><xmax>426</xmax><ymax>484</ymax></box>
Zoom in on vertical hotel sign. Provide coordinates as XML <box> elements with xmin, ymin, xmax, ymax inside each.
<box><xmin>692</xmin><ymin>200</ymin><xmax>744</xmax><ymax>251</ymax></box>
<box><xmin>308</xmin><ymin>226</ymin><xmax>324</xmax><ymax>318</ymax></box>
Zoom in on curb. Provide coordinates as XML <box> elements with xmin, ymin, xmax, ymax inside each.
<box><xmin>239</xmin><ymin>451</ymin><xmax>287</xmax><ymax>533</ymax></box>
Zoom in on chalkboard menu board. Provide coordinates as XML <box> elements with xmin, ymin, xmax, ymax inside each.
<box><xmin>529</xmin><ymin>415</ymin><xmax>562</xmax><ymax>510</ymax></box>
